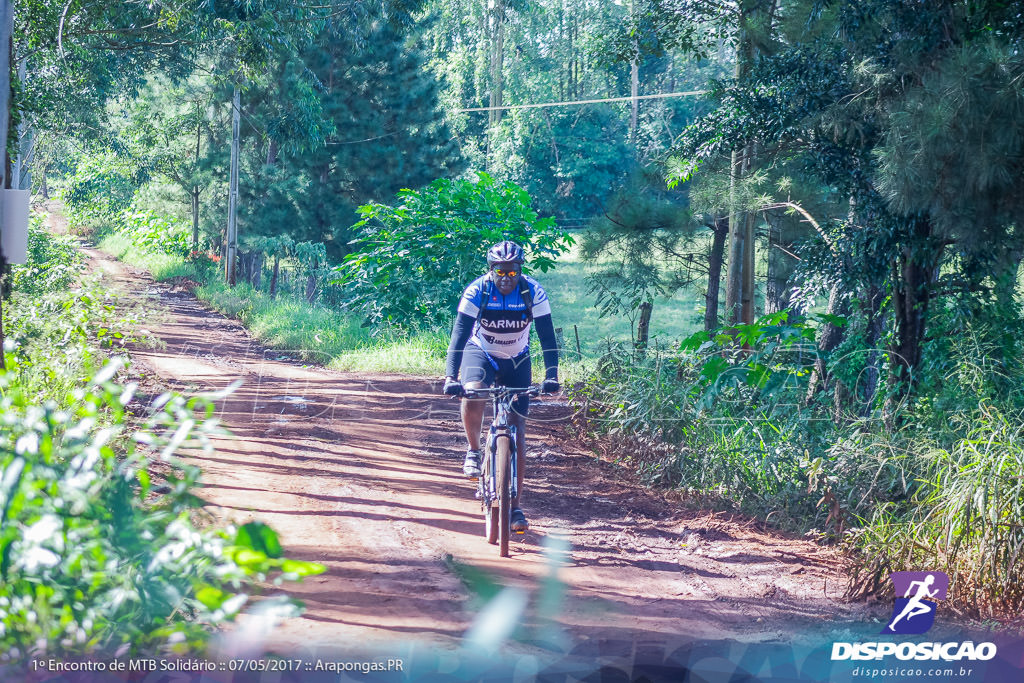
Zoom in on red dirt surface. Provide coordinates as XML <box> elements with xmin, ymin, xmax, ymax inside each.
<box><xmin>50</xmin><ymin>205</ymin><xmax>869</xmax><ymax>663</ymax></box>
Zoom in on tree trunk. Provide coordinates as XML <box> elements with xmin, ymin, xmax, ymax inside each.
<box><xmin>225</xmin><ymin>84</ymin><xmax>241</xmax><ymax>286</ymax></box>
<box><xmin>305</xmin><ymin>258</ymin><xmax>318</xmax><ymax>303</ymax></box>
<box><xmin>248</xmin><ymin>252</ymin><xmax>259</xmax><ymax>284</ymax></box>
<box><xmin>635</xmin><ymin>301</ymin><xmax>653</xmax><ymax>354</ymax></box>
<box><xmin>0</xmin><ymin>0</ymin><xmax>12</xmax><ymax>360</ymax></box>
<box><xmin>861</xmin><ymin>285</ymin><xmax>885</xmax><ymax>416</ymax></box>
<box><xmin>724</xmin><ymin>5</ymin><xmax>752</xmax><ymax>326</ymax></box>
<box><xmin>765</xmin><ymin>217</ymin><xmax>788</xmax><ymax>314</ymax></box>
<box><xmin>485</xmin><ymin>0</ymin><xmax>506</xmax><ymax>168</ymax></box>
<box><xmin>725</xmin><ymin>146</ymin><xmax>751</xmax><ymax>324</ymax></box>
<box><xmin>741</xmin><ymin>203</ymin><xmax>756</xmax><ymax>324</ymax></box>
<box><xmin>630</xmin><ymin>60</ymin><xmax>639</xmax><ymax>149</ymax></box>
<box><xmin>270</xmin><ymin>254</ymin><xmax>280</xmax><ymax>299</ymax></box>
<box><xmin>805</xmin><ymin>283</ymin><xmax>850</xmax><ymax>404</ymax></box>
<box><xmin>888</xmin><ymin>215</ymin><xmax>940</xmax><ymax>408</ymax></box>
<box><xmin>806</xmin><ymin>196</ymin><xmax>857</xmax><ymax>406</ymax></box>
<box><xmin>192</xmin><ymin>99</ymin><xmax>201</xmax><ymax>250</ymax></box>
<box><xmin>993</xmin><ymin>245</ymin><xmax>1023</xmax><ymax>312</ymax></box>
<box><xmin>251</xmin><ymin>253</ymin><xmax>263</xmax><ymax>290</ymax></box>
<box><xmin>705</xmin><ymin>216</ymin><xmax>728</xmax><ymax>331</ymax></box>
<box><xmin>191</xmin><ymin>186</ymin><xmax>200</xmax><ymax>250</ymax></box>
<box><xmin>12</xmin><ymin>59</ymin><xmax>28</xmax><ymax>191</ymax></box>
<box><xmin>725</xmin><ymin>147</ymin><xmax>743</xmax><ymax>324</ymax></box>
<box><xmin>487</xmin><ymin>0</ymin><xmax>506</xmax><ymax>128</ymax></box>
<box><xmin>569</xmin><ymin>8</ymin><xmax>580</xmax><ymax>100</ymax></box>
<box><xmin>724</xmin><ymin>2</ymin><xmax>767</xmax><ymax>326</ymax></box>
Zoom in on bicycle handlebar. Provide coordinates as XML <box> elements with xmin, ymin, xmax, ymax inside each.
<box><xmin>461</xmin><ymin>385</ymin><xmax>542</xmax><ymax>400</ymax></box>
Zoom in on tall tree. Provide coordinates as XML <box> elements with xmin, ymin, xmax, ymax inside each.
<box><xmin>122</xmin><ymin>76</ymin><xmax>219</xmax><ymax>248</ymax></box>
<box><xmin>233</xmin><ymin>9</ymin><xmax>463</xmax><ymax>264</ymax></box>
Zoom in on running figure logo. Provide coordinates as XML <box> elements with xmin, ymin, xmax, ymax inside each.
<box><xmin>882</xmin><ymin>571</ymin><xmax>949</xmax><ymax>635</ymax></box>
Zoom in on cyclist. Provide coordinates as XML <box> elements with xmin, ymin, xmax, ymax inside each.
<box><xmin>443</xmin><ymin>241</ymin><xmax>560</xmax><ymax>533</ymax></box>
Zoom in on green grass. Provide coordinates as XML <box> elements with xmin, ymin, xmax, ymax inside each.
<box><xmin>100</xmin><ymin>232</ymin><xmax>208</xmax><ymax>281</ymax></box>
<box><xmin>97</xmin><ymin>233</ymin><xmax>710</xmax><ymax>379</ymax></box>
<box><xmin>98</xmin><ymin>234</ymin><xmax>452</xmax><ymax>375</ymax></box>
<box><xmin>197</xmin><ymin>279</ymin><xmax>450</xmax><ymax>374</ymax></box>
<box><xmin>539</xmin><ymin>240</ymin><xmax>706</xmax><ymax>352</ymax></box>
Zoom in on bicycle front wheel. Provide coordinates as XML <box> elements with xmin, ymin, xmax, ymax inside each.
<box><xmin>495</xmin><ymin>434</ymin><xmax>512</xmax><ymax>557</ymax></box>
<box><xmin>482</xmin><ymin>440</ymin><xmax>499</xmax><ymax>544</ymax></box>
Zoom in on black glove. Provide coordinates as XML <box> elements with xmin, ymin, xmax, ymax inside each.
<box><xmin>541</xmin><ymin>378</ymin><xmax>560</xmax><ymax>394</ymax></box>
<box><xmin>443</xmin><ymin>377</ymin><xmax>464</xmax><ymax>396</ymax></box>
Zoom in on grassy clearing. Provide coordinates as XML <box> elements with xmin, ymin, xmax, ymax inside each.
<box><xmin>198</xmin><ymin>279</ymin><xmax>451</xmax><ymax>374</ymax></box>
<box><xmin>540</xmin><ymin>239</ymin><xmax>706</xmax><ymax>351</ymax></box>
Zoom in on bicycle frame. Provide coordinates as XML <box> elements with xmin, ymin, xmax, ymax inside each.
<box><xmin>463</xmin><ymin>385</ymin><xmax>538</xmax><ymax>555</ymax></box>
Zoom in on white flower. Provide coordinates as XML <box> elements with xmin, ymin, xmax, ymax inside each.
<box><xmin>24</xmin><ymin>516</ymin><xmax>62</xmax><ymax>545</ymax></box>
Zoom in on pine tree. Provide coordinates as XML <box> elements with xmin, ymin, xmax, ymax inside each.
<box><xmin>289</xmin><ymin>17</ymin><xmax>464</xmax><ymax>258</ymax></box>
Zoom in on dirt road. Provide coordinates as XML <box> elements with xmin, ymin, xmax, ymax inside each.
<box><xmin>64</xmin><ymin>214</ymin><xmax>869</xmax><ymax>667</ymax></box>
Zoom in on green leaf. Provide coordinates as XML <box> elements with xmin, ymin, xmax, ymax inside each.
<box><xmin>699</xmin><ymin>356</ymin><xmax>730</xmax><ymax>383</ymax></box>
<box><xmin>681</xmin><ymin>330</ymin><xmax>710</xmax><ymax>352</ymax></box>
<box><xmin>815</xmin><ymin>313</ymin><xmax>847</xmax><ymax>328</ymax></box>
<box><xmin>235</xmin><ymin>521</ymin><xmax>283</xmax><ymax>559</ymax></box>
<box><xmin>746</xmin><ymin>363</ymin><xmax>771</xmax><ymax>389</ymax></box>
<box><xmin>195</xmin><ymin>585</ymin><xmax>229</xmax><ymax>610</ymax></box>
<box><xmin>281</xmin><ymin>559</ymin><xmax>326</xmax><ymax>577</ymax></box>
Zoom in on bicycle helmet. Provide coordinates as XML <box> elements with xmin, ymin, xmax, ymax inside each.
<box><xmin>486</xmin><ymin>241</ymin><xmax>525</xmax><ymax>267</ymax></box>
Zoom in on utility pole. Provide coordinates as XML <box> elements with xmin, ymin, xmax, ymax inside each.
<box><xmin>630</xmin><ymin>61</ymin><xmax>638</xmax><ymax>147</ymax></box>
<box><xmin>225</xmin><ymin>83</ymin><xmax>240</xmax><ymax>286</ymax></box>
<box><xmin>12</xmin><ymin>58</ymin><xmax>30</xmax><ymax>190</ymax></box>
<box><xmin>485</xmin><ymin>0</ymin><xmax>506</xmax><ymax>170</ymax></box>
<box><xmin>0</xmin><ymin>0</ymin><xmax>11</xmax><ymax>368</ymax></box>
<box><xmin>629</xmin><ymin>0</ymin><xmax>639</xmax><ymax>149</ymax></box>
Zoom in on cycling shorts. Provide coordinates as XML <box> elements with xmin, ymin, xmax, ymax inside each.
<box><xmin>459</xmin><ymin>343</ymin><xmax>531</xmax><ymax>416</ymax></box>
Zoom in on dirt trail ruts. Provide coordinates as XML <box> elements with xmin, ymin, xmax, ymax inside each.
<box><xmin>57</xmin><ymin>208</ymin><xmax>868</xmax><ymax>658</ymax></box>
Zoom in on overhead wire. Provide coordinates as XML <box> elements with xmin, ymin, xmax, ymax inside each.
<box><xmin>454</xmin><ymin>90</ymin><xmax>707</xmax><ymax>114</ymax></box>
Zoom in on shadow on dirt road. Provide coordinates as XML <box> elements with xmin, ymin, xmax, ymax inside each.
<box><xmin>62</xmin><ymin>210</ymin><xmax>869</xmax><ymax>662</ymax></box>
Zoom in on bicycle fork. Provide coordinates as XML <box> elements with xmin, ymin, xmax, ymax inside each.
<box><xmin>477</xmin><ymin>424</ymin><xmax>519</xmax><ymax>503</ymax></box>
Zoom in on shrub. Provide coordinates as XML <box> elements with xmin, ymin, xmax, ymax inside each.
<box><xmin>571</xmin><ymin>311</ymin><xmax>831</xmax><ymax>511</ymax></box>
<box><xmin>0</xmin><ymin>211</ymin><xmax>323</xmax><ymax>658</ymax></box>
<box><xmin>12</xmin><ymin>212</ymin><xmax>84</xmax><ymax>296</ymax></box>
<box><xmin>841</xmin><ymin>404</ymin><xmax>1024</xmax><ymax>618</ymax></box>
<box><xmin>0</xmin><ymin>360</ymin><xmax>323</xmax><ymax>657</ymax></box>
<box><xmin>121</xmin><ymin>209</ymin><xmax>191</xmax><ymax>257</ymax></box>
<box><xmin>60</xmin><ymin>152</ymin><xmax>144</xmax><ymax>235</ymax></box>
<box><xmin>333</xmin><ymin>172</ymin><xmax>574</xmax><ymax>330</ymax></box>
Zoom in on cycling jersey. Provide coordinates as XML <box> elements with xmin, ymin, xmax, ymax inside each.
<box><xmin>457</xmin><ymin>274</ymin><xmax>552</xmax><ymax>359</ymax></box>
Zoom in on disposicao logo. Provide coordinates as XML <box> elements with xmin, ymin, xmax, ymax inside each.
<box><xmin>883</xmin><ymin>570</ymin><xmax>948</xmax><ymax>635</ymax></box>
<box><xmin>831</xmin><ymin>570</ymin><xmax>998</xmax><ymax>663</ymax></box>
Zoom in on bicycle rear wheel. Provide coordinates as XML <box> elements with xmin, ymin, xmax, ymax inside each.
<box><xmin>495</xmin><ymin>435</ymin><xmax>512</xmax><ymax>557</ymax></box>
<box><xmin>485</xmin><ymin>504</ymin><xmax>499</xmax><ymax>544</ymax></box>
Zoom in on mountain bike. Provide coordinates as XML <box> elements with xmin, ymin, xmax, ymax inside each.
<box><xmin>463</xmin><ymin>385</ymin><xmax>539</xmax><ymax>558</ymax></box>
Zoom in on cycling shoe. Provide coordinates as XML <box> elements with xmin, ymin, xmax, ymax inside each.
<box><xmin>511</xmin><ymin>508</ymin><xmax>529</xmax><ymax>533</ymax></box>
<box><xmin>463</xmin><ymin>449</ymin><xmax>482</xmax><ymax>478</ymax></box>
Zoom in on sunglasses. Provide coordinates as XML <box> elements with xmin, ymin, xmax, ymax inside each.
<box><xmin>493</xmin><ymin>268</ymin><xmax>519</xmax><ymax>278</ymax></box>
